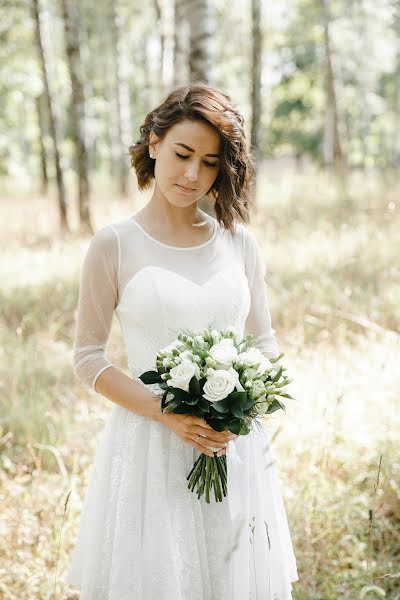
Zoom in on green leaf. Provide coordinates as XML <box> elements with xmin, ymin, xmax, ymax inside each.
<box><xmin>239</xmin><ymin>422</ymin><xmax>251</xmax><ymax>435</ymax></box>
<box><xmin>199</xmin><ymin>377</ymin><xmax>207</xmax><ymax>389</ymax></box>
<box><xmin>226</xmin><ymin>419</ymin><xmax>241</xmax><ymax>434</ymax></box>
<box><xmin>209</xmin><ymin>407</ymin><xmax>227</xmax><ymax>419</ymax></box>
<box><xmin>210</xmin><ymin>398</ymin><xmax>231</xmax><ymax>413</ymax></box>
<box><xmin>139</xmin><ymin>370</ymin><xmax>163</xmax><ymax>384</ymax></box>
<box><xmin>270</xmin><ymin>353</ymin><xmax>284</xmax><ymax>363</ymax></box>
<box><xmin>161</xmin><ymin>390</ymin><xmax>169</xmax><ymax>410</ymax></box>
<box><xmin>172</xmin><ymin>403</ymin><xmax>198</xmax><ymax>415</ymax></box>
<box><xmin>197</xmin><ymin>397</ymin><xmax>210</xmax><ymax>412</ymax></box>
<box><xmin>189</xmin><ymin>375</ymin><xmax>201</xmax><ymax>397</ymax></box>
<box><xmin>272</xmin><ymin>366</ymin><xmax>283</xmax><ymax>382</ymax></box>
<box><xmin>184</xmin><ymin>395</ymin><xmax>199</xmax><ymax>405</ymax></box>
<box><xmin>206</xmin><ymin>419</ymin><xmax>225</xmax><ymax>432</ymax></box>
<box><xmin>231</xmin><ymin>405</ymin><xmax>244</xmax><ymax>418</ymax></box>
<box><xmin>241</xmin><ymin>399</ymin><xmax>254</xmax><ymax>411</ymax></box>
<box><xmin>228</xmin><ymin>391</ymin><xmax>248</xmax><ymax>404</ymax></box>
<box><xmin>168</xmin><ymin>387</ymin><xmax>192</xmax><ymax>402</ymax></box>
<box><xmin>265</xmin><ymin>399</ymin><xmax>285</xmax><ymax>414</ymax></box>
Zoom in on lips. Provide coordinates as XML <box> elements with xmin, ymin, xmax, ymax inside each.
<box><xmin>176</xmin><ymin>184</ymin><xmax>195</xmax><ymax>191</ymax></box>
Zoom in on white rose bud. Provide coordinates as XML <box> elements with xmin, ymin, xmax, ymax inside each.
<box><xmin>179</xmin><ymin>350</ymin><xmax>194</xmax><ymax>361</ymax></box>
<box><xmin>250</xmin><ymin>379</ymin><xmax>266</xmax><ymax>400</ymax></box>
<box><xmin>243</xmin><ymin>368</ymin><xmax>258</xmax><ymax>381</ymax></box>
<box><xmin>226</xmin><ymin>325</ymin><xmax>238</xmax><ymax>335</ymax></box>
<box><xmin>257</xmin><ymin>398</ymin><xmax>269</xmax><ymax>414</ymax></box>
<box><xmin>205</xmin><ymin>357</ymin><xmax>217</xmax><ymax>368</ymax></box>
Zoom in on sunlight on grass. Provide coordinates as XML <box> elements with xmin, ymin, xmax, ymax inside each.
<box><xmin>1</xmin><ymin>168</ymin><xmax>399</xmax><ymax>599</ymax></box>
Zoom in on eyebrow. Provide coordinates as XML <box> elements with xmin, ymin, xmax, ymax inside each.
<box><xmin>173</xmin><ymin>142</ymin><xmax>220</xmax><ymax>158</ymax></box>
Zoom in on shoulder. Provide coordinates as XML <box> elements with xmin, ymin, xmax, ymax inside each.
<box><xmin>225</xmin><ymin>221</ymin><xmax>259</xmax><ymax>256</ymax></box>
<box><xmin>82</xmin><ymin>223</ymin><xmax>121</xmax><ymax>271</ymax></box>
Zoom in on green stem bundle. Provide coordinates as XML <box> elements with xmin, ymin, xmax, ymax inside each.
<box><xmin>186</xmin><ymin>453</ymin><xmax>228</xmax><ymax>502</ymax></box>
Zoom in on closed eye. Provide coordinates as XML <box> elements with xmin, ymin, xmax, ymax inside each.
<box><xmin>175</xmin><ymin>152</ymin><xmax>218</xmax><ymax>168</ymax></box>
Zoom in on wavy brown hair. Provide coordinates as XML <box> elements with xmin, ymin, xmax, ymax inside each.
<box><xmin>129</xmin><ymin>83</ymin><xmax>255</xmax><ymax>232</ymax></box>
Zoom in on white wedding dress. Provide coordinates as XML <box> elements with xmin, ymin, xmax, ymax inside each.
<box><xmin>67</xmin><ymin>214</ymin><xmax>298</xmax><ymax>599</ymax></box>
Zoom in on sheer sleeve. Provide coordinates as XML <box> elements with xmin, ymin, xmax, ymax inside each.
<box><xmin>242</xmin><ymin>227</ymin><xmax>280</xmax><ymax>359</ymax></box>
<box><xmin>73</xmin><ymin>225</ymin><xmax>119</xmax><ymax>390</ymax></box>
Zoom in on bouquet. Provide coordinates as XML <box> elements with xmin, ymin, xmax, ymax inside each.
<box><xmin>138</xmin><ymin>325</ymin><xmax>293</xmax><ymax>503</ymax></box>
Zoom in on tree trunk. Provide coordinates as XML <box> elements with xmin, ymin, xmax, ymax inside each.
<box><xmin>109</xmin><ymin>0</ymin><xmax>130</xmax><ymax>197</ymax></box>
<box><xmin>250</xmin><ymin>0</ymin><xmax>262</xmax><ymax>203</ymax></box>
<box><xmin>173</xmin><ymin>0</ymin><xmax>189</xmax><ymax>86</ymax></box>
<box><xmin>320</xmin><ymin>0</ymin><xmax>344</xmax><ymax>172</ymax></box>
<box><xmin>61</xmin><ymin>0</ymin><xmax>93</xmax><ymax>234</ymax></box>
<box><xmin>152</xmin><ymin>0</ymin><xmax>166</xmax><ymax>97</ymax></box>
<box><xmin>187</xmin><ymin>0</ymin><xmax>212</xmax><ymax>83</ymax></box>
<box><xmin>31</xmin><ymin>0</ymin><xmax>68</xmax><ymax>233</ymax></box>
<box><xmin>35</xmin><ymin>93</ymin><xmax>48</xmax><ymax>195</ymax></box>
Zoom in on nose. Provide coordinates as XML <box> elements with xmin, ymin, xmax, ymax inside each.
<box><xmin>184</xmin><ymin>159</ymin><xmax>200</xmax><ymax>182</ymax></box>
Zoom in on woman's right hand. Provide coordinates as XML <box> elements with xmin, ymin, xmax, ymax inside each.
<box><xmin>160</xmin><ymin>413</ymin><xmax>237</xmax><ymax>457</ymax></box>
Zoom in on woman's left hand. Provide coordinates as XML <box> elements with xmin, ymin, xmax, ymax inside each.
<box><xmin>208</xmin><ymin>433</ymin><xmax>239</xmax><ymax>457</ymax></box>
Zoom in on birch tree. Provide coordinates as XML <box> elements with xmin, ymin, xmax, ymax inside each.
<box><xmin>250</xmin><ymin>0</ymin><xmax>262</xmax><ymax>198</ymax></box>
<box><xmin>31</xmin><ymin>0</ymin><xmax>68</xmax><ymax>232</ymax></box>
<box><xmin>62</xmin><ymin>0</ymin><xmax>93</xmax><ymax>234</ymax></box>
<box><xmin>187</xmin><ymin>0</ymin><xmax>212</xmax><ymax>83</ymax></box>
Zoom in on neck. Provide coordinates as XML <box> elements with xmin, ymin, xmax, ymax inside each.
<box><xmin>144</xmin><ymin>189</ymin><xmax>207</xmax><ymax>229</ymax></box>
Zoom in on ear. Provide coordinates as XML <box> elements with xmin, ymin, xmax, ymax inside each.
<box><xmin>149</xmin><ymin>131</ymin><xmax>159</xmax><ymax>158</ymax></box>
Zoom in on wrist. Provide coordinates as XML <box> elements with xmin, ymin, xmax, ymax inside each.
<box><xmin>150</xmin><ymin>396</ymin><xmax>167</xmax><ymax>425</ymax></box>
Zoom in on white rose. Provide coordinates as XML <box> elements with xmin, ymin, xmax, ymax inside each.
<box><xmin>228</xmin><ymin>366</ymin><xmax>245</xmax><ymax>392</ymax></box>
<box><xmin>202</xmin><ymin>369</ymin><xmax>236</xmax><ymax>402</ymax></box>
<box><xmin>209</xmin><ymin>338</ymin><xmax>239</xmax><ymax>370</ymax></box>
<box><xmin>239</xmin><ymin>349</ymin><xmax>273</xmax><ymax>375</ymax></box>
<box><xmin>168</xmin><ymin>359</ymin><xmax>200</xmax><ymax>392</ymax></box>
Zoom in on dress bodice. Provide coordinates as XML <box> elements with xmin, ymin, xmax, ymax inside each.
<box><xmin>73</xmin><ymin>214</ymin><xmax>279</xmax><ymax>390</ymax></box>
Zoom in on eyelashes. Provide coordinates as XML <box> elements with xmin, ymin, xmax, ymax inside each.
<box><xmin>175</xmin><ymin>152</ymin><xmax>218</xmax><ymax>168</ymax></box>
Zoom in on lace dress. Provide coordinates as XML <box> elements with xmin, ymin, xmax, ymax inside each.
<box><xmin>67</xmin><ymin>215</ymin><xmax>299</xmax><ymax>599</ymax></box>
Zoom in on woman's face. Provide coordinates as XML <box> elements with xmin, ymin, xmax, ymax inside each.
<box><xmin>149</xmin><ymin>118</ymin><xmax>221</xmax><ymax>207</ymax></box>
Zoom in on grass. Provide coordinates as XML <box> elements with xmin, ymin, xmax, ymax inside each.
<box><xmin>0</xmin><ymin>166</ymin><xmax>399</xmax><ymax>599</ymax></box>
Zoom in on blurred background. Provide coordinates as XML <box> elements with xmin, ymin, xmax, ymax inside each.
<box><xmin>0</xmin><ymin>0</ymin><xmax>399</xmax><ymax>598</ymax></box>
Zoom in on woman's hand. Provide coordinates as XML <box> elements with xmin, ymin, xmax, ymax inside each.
<box><xmin>160</xmin><ymin>413</ymin><xmax>238</xmax><ymax>457</ymax></box>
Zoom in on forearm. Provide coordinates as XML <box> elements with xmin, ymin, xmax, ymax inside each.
<box><xmin>94</xmin><ymin>366</ymin><xmax>165</xmax><ymax>423</ymax></box>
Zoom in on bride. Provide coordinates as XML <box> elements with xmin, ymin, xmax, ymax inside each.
<box><xmin>67</xmin><ymin>82</ymin><xmax>298</xmax><ymax>599</ymax></box>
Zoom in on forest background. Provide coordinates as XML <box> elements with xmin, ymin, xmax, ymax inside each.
<box><xmin>1</xmin><ymin>0</ymin><xmax>399</xmax><ymax>598</ymax></box>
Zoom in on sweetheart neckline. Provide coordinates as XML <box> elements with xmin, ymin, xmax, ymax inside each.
<box><xmin>116</xmin><ymin>265</ymin><xmax>243</xmax><ymax>312</ymax></box>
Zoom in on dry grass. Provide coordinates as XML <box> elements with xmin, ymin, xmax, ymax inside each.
<box><xmin>0</xmin><ymin>167</ymin><xmax>399</xmax><ymax>599</ymax></box>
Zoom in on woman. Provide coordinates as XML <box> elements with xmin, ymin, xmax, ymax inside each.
<box><xmin>67</xmin><ymin>83</ymin><xmax>298</xmax><ymax>599</ymax></box>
